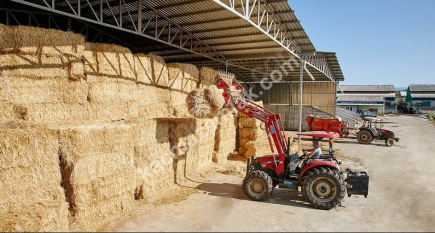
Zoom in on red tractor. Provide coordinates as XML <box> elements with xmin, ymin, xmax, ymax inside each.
<box><xmin>215</xmin><ymin>74</ymin><xmax>369</xmax><ymax>210</ymax></box>
<box><xmin>306</xmin><ymin>115</ymin><xmax>399</xmax><ymax>147</ymax></box>
<box><xmin>357</xmin><ymin>117</ymin><xmax>399</xmax><ymax>147</ymax></box>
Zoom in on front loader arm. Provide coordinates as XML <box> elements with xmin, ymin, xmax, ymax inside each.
<box><xmin>215</xmin><ymin>75</ymin><xmax>288</xmax><ymax>157</ymax></box>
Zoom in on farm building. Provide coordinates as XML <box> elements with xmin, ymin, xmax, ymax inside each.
<box><xmin>336</xmin><ymin>85</ymin><xmax>396</xmax><ymax>115</ymax></box>
<box><xmin>1</xmin><ymin>0</ymin><xmax>344</xmax><ymax>231</ymax></box>
<box><xmin>406</xmin><ymin>84</ymin><xmax>435</xmax><ymax>112</ymax></box>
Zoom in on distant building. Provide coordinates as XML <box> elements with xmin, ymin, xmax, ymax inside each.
<box><xmin>406</xmin><ymin>84</ymin><xmax>435</xmax><ymax>111</ymax></box>
<box><xmin>336</xmin><ymin>85</ymin><xmax>396</xmax><ymax>115</ymax></box>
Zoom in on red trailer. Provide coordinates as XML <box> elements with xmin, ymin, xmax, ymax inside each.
<box><xmin>305</xmin><ymin>115</ymin><xmax>356</xmax><ymax>140</ymax></box>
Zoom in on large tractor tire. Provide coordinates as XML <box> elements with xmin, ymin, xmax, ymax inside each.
<box><xmin>357</xmin><ymin>130</ymin><xmax>373</xmax><ymax>144</ymax></box>
<box><xmin>385</xmin><ymin>139</ymin><xmax>394</xmax><ymax>147</ymax></box>
<box><xmin>301</xmin><ymin>167</ymin><xmax>345</xmax><ymax>210</ymax></box>
<box><xmin>243</xmin><ymin>170</ymin><xmax>273</xmax><ymax>201</ymax></box>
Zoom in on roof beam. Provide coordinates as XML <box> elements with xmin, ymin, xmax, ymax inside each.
<box><xmin>188</xmin><ymin>19</ymin><xmax>300</xmax><ymax>34</ymax></box>
<box><xmin>208</xmin><ymin>36</ymin><xmax>308</xmax><ymax>46</ymax></box>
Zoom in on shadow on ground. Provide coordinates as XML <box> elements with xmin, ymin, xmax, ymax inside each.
<box><xmin>196</xmin><ymin>182</ymin><xmax>319</xmax><ymax>210</ymax></box>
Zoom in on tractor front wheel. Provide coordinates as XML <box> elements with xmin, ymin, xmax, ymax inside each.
<box><xmin>243</xmin><ymin>170</ymin><xmax>273</xmax><ymax>201</ymax></box>
<box><xmin>385</xmin><ymin>139</ymin><xmax>394</xmax><ymax>147</ymax></box>
<box><xmin>302</xmin><ymin>167</ymin><xmax>345</xmax><ymax>210</ymax></box>
<box><xmin>357</xmin><ymin>130</ymin><xmax>373</xmax><ymax>144</ymax></box>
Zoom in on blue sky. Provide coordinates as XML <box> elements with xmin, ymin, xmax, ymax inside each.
<box><xmin>289</xmin><ymin>0</ymin><xmax>435</xmax><ymax>88</ymax></box>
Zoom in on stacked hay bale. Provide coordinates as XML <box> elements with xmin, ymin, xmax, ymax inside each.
<box><xmin>168</xmin><ymin>118</ymin><xmax>219</xmax><ymax>183</ymax></box>
<box><xmin>168</xmin><ymin>63</ymin><xmax>199</xmax><ymax>117</ymax></box>
<box><xmin>58</xmin><ymin>123</ymin><xmax>136</xmax><ymax>231</ymax></box>
<box><xmin>83</xmin><ymin>43</ymin><xmax>139</xmax><ymax>121</ymax></box>
<box><xmin>132</xmin><ymin>119</ymin><xmax>175</xmax><ymax>201</ymax></box>
<box><xmin>184</xmin><ymin>118</ymin><xmax>219</xmax><ymax>177</ymax></box>
<box><xmin>198</xmin><ymin>67</ymin><xmax>217</xmax><ymax>88</ymax></box>
<box><xmin>0</xmin><ymin>23</ymin><xmax>239</xmax><ymax>231</ymax></box>
<box><xmin>0</xmin><ymin>123</ymin><xmax>68</xmax><ymax>232</ymax></box>
<box><xmin>213</xmin><ymin>108</ymin><xmax>238</xmax><ymax>163</ymax></box>
<box><xmin>237</xmin><ymin>101</ymin><xmax>270</xmax><ymax>158</ymax></box>
<box><xmin>134</xmin><ymin>53</ymin><xmax>172</xmax><ymax>118</ymax></box>
<box><xmin>0</xmin><ymin>24</ymin><xmax>89</xmax><ymax>123</ymax></box>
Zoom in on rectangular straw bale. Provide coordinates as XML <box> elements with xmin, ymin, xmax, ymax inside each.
<box><xmin>245</xmin><ymin>139</ymin><xmax>272</xmax><ymax>158</ymax></box>
<box><xmin>72</xmin><ymin>168</ymin><xmax>136</xmax><ymax>207</ymax></box>
<box><xmin>91</xmin><ymin>101</ymin><xmax>139</xmax><ymax>121</ymax></box>
<box><xmin>199</xmin><ymin>67</ymin><xmax>217</xmax><ymax>89</ymax></box>
<box><xmin>0</xmin><ymin>76</ymin><xmax>88</xmax><ymax>104</ymax></box>
<box><xmin>213</xmin><ymin>111</ymin><xmax>237</xmax><ymax>163</ymax></box>
<box><xmin>0</xmin><ymin>125</ymin><xmax>68</xmax><ymax>232</ymax></box>
<box><xmin>24</xmin><ymin>103</ymin><xmax>93</xmax><ymax>123</ymax></box>
<box><xmin>87</xmin><ymin>76</ymin><xmax>138</xmax><ymax>104</ymax></box>
<box><xmin>0</xmin><ymin>126</ymin><xmax>59</xmax><ymax>170</ymax></box>
<box><xmin>0</xmin><ymin>53</ymin><xmax>70</xmax><ymax>79</ymax></box>
<box><xmin>0</xmin><ymin>200</ymin><xmax>69</xmax><ymax>232</ymax></box>
<box><xmin>134</xmin><ymin>53</ymin><xmax>153</xmax><ymax>85</ymax></box>
<box><xmin>137</xmin><ymin>86</ymin><xmax>173</xmax><ymax>119</ymax></box>
<box><xmin>185</xmin><ymin>118</ymin><xmax>218</xmax><ymax>177</ymax></box>
<box><xmin>168</xmin><ymin>63</ymin><xmax>199</xmax><ymax>92</ymax></box>
<box><xmin>170</xmin><ymin>91</ymin><xmax>190</xmax><ymax>118</ymax></box>
<box><xmin>0</xmin><ymin>166</ymin><xmax>65</xmax><ymax>208</ymax></box>
<box><xmin>132</xmin><ymin>120</ymin><xmax>174</xmax><ymax>199</ymax></box>
<box><xmin>148</xmin><ymin>54</ymin><xmax>168</xmax><ymax>87</ymax></box>
<box><xmin>0</xmin><ymin>24</ymin><xmax>84</xmax><ymax>56</ymax></box>
<box><xmin>238</xmin><ymin>116</ymin><xmax>256</xmax><ymax>128</ymax></box>
<box><xmin>83</xmin><ymin>42</ymin><xmax>136</xmax><ymax>82</ymax></box>
<box><xmin>58</xmin><ymin>123</ymin><xmax>135</xmax><ymax>165</ymax></box>
<box><xmin>240</xmin><ymin>127</ymin><xmax>257</xmax><ymax>139</ymax></box>
<box><xmin>0</xmin><ymin>23</ymin><xmax>17</xmax><ymax>53</ymax></box>
<box><xmin>73</xmin><ymin>191</ymin><xmax>133</xmax><ymax>231</ymax></box>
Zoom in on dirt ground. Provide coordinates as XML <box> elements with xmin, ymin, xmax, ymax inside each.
<box><xmin>104</xmin><ymin>114</ymin><xmax>435</xmax><ymax>232</ymax></box>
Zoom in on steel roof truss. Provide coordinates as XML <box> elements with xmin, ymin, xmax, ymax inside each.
<box><xmin>11</xmin><ymin>0</ymin><xmax>225</xmax><ymax>61</ymax></box>
<box><xmin>212</xmin><ymin>0</ymin><xmax>301</xmax><ymax>55</ymax></box>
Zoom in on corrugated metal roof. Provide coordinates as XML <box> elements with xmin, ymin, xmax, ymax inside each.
<box><xmin>317</xmin><ymin>51</ymin><xmax>344</xmax><ymax>81</ymax></box>
<box><xmin>409</xmin><ymin>84</ymin><xmax>435</xmax><ymax>92</ymax></box>
<box><xmin>410</xmin><ymin>94</ymin><xmax>435</xmax><ymax>98</ymax></box>
<box><xmin>337</xmin><ymin>94</ymin><xmax>393</xmax><ymax>102</ymax></box>
<box><xmin>339</xmin><ymin>85</ymin><xmax>394</xmax><ymax>93</ymax></box>
<box><xmin>4</xmin><ymin>0</ymin><xmax>344</xmax><ymax>82</ymax></box>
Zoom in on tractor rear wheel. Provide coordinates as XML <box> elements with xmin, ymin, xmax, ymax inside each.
<box><xmin>243</xmin><ymin>170</ymin><xmax>273</xmax><ymax>201</ymax></box>
<box><xmin>385</xmin><ymin>139</ymin><xmax>394</xmax><ymax>147</ymax></box>
<box><xmin>357</xmin><ymin>130</ymin><xmax>373</xmax><ymax>144</ymax></box>
<box><xmin>302</xmin><ymin>167</ymin><xmax>345</xmax><ymax>210</ymax></box>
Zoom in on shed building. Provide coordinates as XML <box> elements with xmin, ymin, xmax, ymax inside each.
<box><xmin>336</xmin><ymin>85</ymin><xmax>396</xmax><ymax>115</ymax></box>
<box><xmin>406</xmin><ymin>84</ymin><xmax>435</xmax><ymax>111</ymax></box>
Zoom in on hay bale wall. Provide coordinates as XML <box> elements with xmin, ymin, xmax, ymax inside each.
<box><xmin>0</xmin><ymin>23</ymin><xmax>239</xmax><ymax>231</ymax></box>
<box><xmin>168</xmin><ymin>63</ymin><xmax>199</xmax><ymax>118</ymax></box>
<box><xmin>214</xmin><ymin>109</ymin><xmax>237</xmax><ymax>163</ymax></box>
<box><xmin>199</xmin><ymin>67</ymin><xmax>217</xmax><ymax>89</ymax></box>
<box><xmin>237</xmin><ymin>101</ymin><xmax>270</xmax><ymax>158</ymax></box>
<box><xmin>132</xmin><ymin>119</ymin><xmax>174</xmax><ymax>200</ymax></box>
<box><xmin>0</xmin><ymin>124</ymin><xmax>68</xmax><ymax>232</ymax></box>
<box><xmin>58</xmin><ymin>123</ymin><xmax>136</xmax><ymax>231</ymax></box>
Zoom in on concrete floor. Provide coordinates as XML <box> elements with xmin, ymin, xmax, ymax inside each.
<box><xmin>105</xmin><ymin>114</ymin><xmax>435</xmax><ymax>232</ymax></box>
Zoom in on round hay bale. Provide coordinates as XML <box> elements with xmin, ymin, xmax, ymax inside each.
<box><xmin>186</xmin><ymin>90</ymin><xmax>213</xmax><ymax>118</ymax></box>
<box><xmin>204</xmin><ymin>85</ymin><xmax>225</xmax><ymax>109</ymax></box>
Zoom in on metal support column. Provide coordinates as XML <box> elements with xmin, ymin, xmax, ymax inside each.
<box><xmin>288</xmin><ymin>81</ymin><xmax>292</xmax><ymax>130</ymax></box>
<box><xmin>298</xmin><ymin>57</ymin><xmax>305</xmax><ymax>148</ymax></box>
